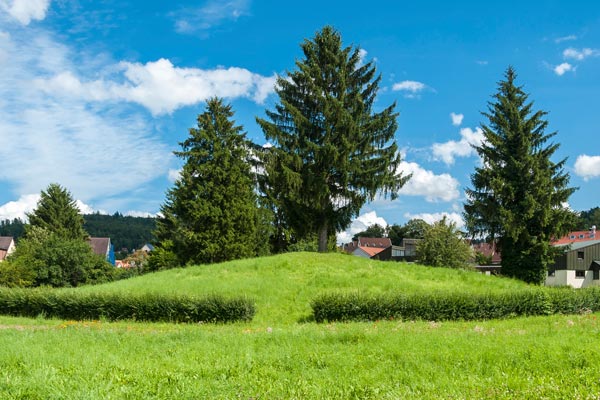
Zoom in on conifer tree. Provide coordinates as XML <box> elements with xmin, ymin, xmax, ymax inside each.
<box><xmin>27</xmin><ymin>183</ymin><xmax>87</xmax><ymax>240</ymax></box>
<box><xmin>154</xmin><ymin>98</ymin><xmax>259</xmax><ymax>265</ymax></box>
<box><xmin>464</xmin><ymin>67</ymin><xmax>576</xmax><ymax>284</ymax></box>
<box><xmin>257</xmin><ymin>26</ymin><xmax>409</xmax><ymax>252</ymax></box>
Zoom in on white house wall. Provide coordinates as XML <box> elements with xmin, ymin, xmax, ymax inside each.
<box><xmin>545</xmin><ymin>270</ymin><xmax>598</xmax><ymax>288</ymax></box>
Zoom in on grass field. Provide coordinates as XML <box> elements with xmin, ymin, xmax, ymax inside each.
<box><xmin>2</xmin><ymin>253</ymin><xmax>600</xmax><ymax>399</ymax></box>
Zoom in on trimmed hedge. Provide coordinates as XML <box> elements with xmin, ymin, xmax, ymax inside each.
<box><xmin>0</xmin><ymin>287</ymin><xmax>255</xmax><ymax>323</ymax></box>
<box><xmin>311</xmin><ymin>287</ymin><xmax>600</xmax><ymax>322</ymax></box>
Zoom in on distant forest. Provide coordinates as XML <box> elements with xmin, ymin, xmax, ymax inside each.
<box><xmin>0</xmin><ymin>213</ymin><xmax>156</xmax><ymax>252</ymax></box>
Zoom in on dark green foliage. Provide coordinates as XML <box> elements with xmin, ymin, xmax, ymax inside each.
<box><xmin>352</xmin><ymin>224</ymin><xmax>386</xmax><ymax>241</ymax></box>
<box><xmin>27</xmin><ymin>183</ymin><xmax>88</xmax><ymax>240</ymax></box>
<box><xmin>576</xmin><ymin>207</ymin><xmax>600</xmax><ymax>230</ymax></box>
<box><xmin>155</xmin><ymin>98</ymin><xmax>260</xmax><ymax>265</ymax></box>
<box><xmin>387</xmin><ymin>219</ymin><xmax>428</xmax><ymax>245</ymax></box>
<box><xmin>83</xmin><ymin>213</ymin><xmax>156</xmax><ymax>253</ymax></box>
<box><xmin>416</xmin><ymin>217</ymin><xmax>473</xmax><ymax>269</ymax></box>
<box><xmin>1</xmin><ymin>226</ymin><xmax>114</xmax><ymax>287</ymax></box>
<box><xmin>0</xmin><ymin>218</ymin><xmax>25</xmax><ymax>241</ymax></box>
<box><xmin>257</xmin><ymin>26</ymin><xmax>409</xmax><ymax>252</ymax></box>
<box><xmin>464</xmin><ymin>67</ymin><xmax>577</xmax><ymax>284</ymax></box>
<box><xmin>311</xmin><ymin>288</ymin><xmax>600</xmax><ymax>323</ymax></box>
<box><xmin>0</xmin><ymin>287</ymin><xmax>255</xmax><ymax>323</ymax></box>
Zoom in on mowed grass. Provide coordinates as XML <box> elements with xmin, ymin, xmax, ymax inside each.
<box><xmin>73</xmin><ymin>252</ymin><xmax>529</xmax><ymax>325</ymax></box>
<box><xmin>3</xmin><ymin>252</ymin><xmax>600</xmax><ymax>398</ymax></box>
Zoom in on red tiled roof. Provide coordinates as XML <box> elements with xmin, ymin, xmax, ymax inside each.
<box><xmin>472</xmin><ymin>242</ymin><xmax>502</xmax><ymax>264</ymax></box>
<box><xmin>356</xmin><ymin>246</ymin><xmax>387</xmax><ymax>257</ymax></box>
<box><xmin>553</xmin><ymin>229</ymin><xmax>598</xmax><ymax>246</ymax></box>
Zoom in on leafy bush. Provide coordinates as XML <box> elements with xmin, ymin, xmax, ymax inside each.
<box><xmin>416</xmin><ymin>217</ymin><xmax>473</xmax><ymax>269</ymax></box>
<box><xmin>2</xmin><ymin>226</ymin><xmax>115</xmax><ymax>287</ymax></box>
<box><xmin>311</xmin><ymin>288</ymin><xmax>600</xmax><ymax>322</ymax></box>
<box><xmin>0</xmin><ymin>288</ymin><xmax>255</xmax><ymax>323</ymax></box>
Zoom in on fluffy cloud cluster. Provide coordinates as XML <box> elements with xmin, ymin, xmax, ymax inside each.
<box><xmin>336</xmin><ymin>211</ymin><xmax>387</xmax><ymax>245</ymax></box>
<box><xmin>574</xmin><ymin>155</ymin><xmax>600</xmax><ymax>180</ymax></box>
<box><xmin>0</xmin><ymin>0</ymin><xmax>50</xmax><ymax>25</ymax></box>
<box><xmin>403</xmin><ymin>211</ymin><xmax>465</xmax><ymax>228</ymax></box>
<box><xmin>0</xmin><ymin>20</ymin><xmax>172</xmax><ymax>209</ymax></box>
<box><xmin>432</xmin><ymin>127</ymin><xmax>485</xmax><ymax>165</ymax></box>
<box><xmin>397</xmin><ymin>161</ymin><xmax>460</xmax><ymax>202</ymax></box>
<box><xmin>37</xmin><ymin>59</ymin><xmax>277</xmax><ymax>115</ymax></box>
<box><xmin>554</xmin><ymin>47</ymin><xmax>599</xmax><ymax>76</ymax></box>
<box><xmin>0</xmin><ymin>194</ymin><xmax>95</xmax><ymax>221</ymax></box>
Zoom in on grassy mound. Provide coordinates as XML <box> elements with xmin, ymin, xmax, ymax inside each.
<box><xmin>74</xmin><ymin>252</ymin><xmax>531</xmax><ymax>325</ymax></box>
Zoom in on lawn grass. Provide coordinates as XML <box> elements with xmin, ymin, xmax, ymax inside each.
<box><xmin>2</xmin><ymin>252</ymin><xmax>599</xmax><ymax>398</ymax></box>
<box><xmin>1</xmin><ymin>313</ymin><xmax>599</xmax><ymax>398</ymax></box>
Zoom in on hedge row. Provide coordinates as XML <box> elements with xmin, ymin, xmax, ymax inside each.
<box><xmin>311</xmin><ymin>287</ymin><xmax>600</xmax><ymax>323</ymax></box>
<box><xmin>0</xmin><ymin>288</ymin><xmax>255</xmax><ymax>323</ymax></box>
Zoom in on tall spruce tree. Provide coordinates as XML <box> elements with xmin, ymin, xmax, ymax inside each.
<box><xmin>27</xmin><ymin>183</ymin><xmax>87</xmax><ymax>240</ymax></box>
<box><xmin>154</xmin><ymin>98</ymin><xmax>259</xmax><ymax>265</ymax></box>
<box><xmin>257</xmin><ymin>26</ymin><xmax>409</xmax><ymax>252</ymax></box>
<box><xmin>464</xmin><ymin>67</ymin><xmax>576</xmax><ymax>284</ymax></box>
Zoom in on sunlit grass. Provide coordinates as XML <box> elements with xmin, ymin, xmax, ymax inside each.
<box><xmin>72</xmin><ymin>252</ymin><xmax>530</xmax><ymax>325</ymax></box>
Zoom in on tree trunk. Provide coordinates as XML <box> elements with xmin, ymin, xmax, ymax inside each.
<box><xmin>318</xmin><ymin>221</ymin><xmax>329</xmax><ymax>253</ymax></box>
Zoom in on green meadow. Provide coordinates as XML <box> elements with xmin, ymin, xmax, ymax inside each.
<box><xmin>2</xmin><ymin>253</ymin><xmax>600</xmax><ymax>399</ymax></box>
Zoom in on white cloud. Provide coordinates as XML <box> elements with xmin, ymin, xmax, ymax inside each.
<box><xmin>450</xmin><ymin>112</ymin><xmax>464</xmax><ymax>126</ymax></box>
<box><xmin>555</xmin><ymin>35</ymin><xmax>577</xmax><ymax>44</ymax></box>
<box><xmin>403</xmin><ymin>211</ymin><xmax>465</xmax><ymax>229</ymax></box>
<box><xmin>476</xmin><ymin>60</ymin><xmax>489</xmax><ymax>66</ymax></box>
<box><xmin>124</xmin><ymin>210</ymin><xmax>157</xmax><ymax>218</ymax></box>
<box><xmin>0</xmin><ymin>0</ymin><xmax>50</xmax><ymax>25</ymax></box>
<box><xmin>397</xmin><ymin>161</ymin><xmax>460</xmax><ymax>202</ymax></box>
<box><xmin>0</xmin><ymin>23</ymin><xmax>172</xmax><ymax>206</ymax></box>
<box><xmin>554</xmin><ymin>62</ymin><xmax>575</xmax><ymax>76</ymax></box>
<box><xmin>172</xmin><ymin>0</ymin><xmax>250</xmax><ymax>35</ymax></box>
<box><xmin>574</xmin><ymin>154</ymin><xmax>600</xmax><ymax>180</ymax></box>
<box><xmin>0</xmin><ymin>194</ymin><xmax>96</xmax><ymax>221</ymax></box>
<box><xmin>392</xmin><ymin>80</ymin><xmax>426</xmax><ymax>94</ymax></box>
<box><xmin>432</xmin><ymin>127</ymin><xmax>485</xmax><ymax>165</ymax></box>
<box><xmin>0</xmin><ymin>194</ymin><xmax>39</xmax><ymax>221</ymax></box>
<box><xmin>36</xmin><ymin>58</ymin><xmax>277</xmax><ymax>115</ymax></box>
<box><xmin>563</xmin><ymin>47</ymin><xmax>599</xmax><ymax>61</ymax></box>
<box><xmin>168</xmin><ymin>168</ymin><xmax>182</xmax><ymax>183</ymax></box>
<box><xmin>336</xmin><ymin>211</ymin><xmax>387</xmax><ymax>245</ymax></box>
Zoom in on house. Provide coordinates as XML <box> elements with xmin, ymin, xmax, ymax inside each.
<box><xmin>88</xmin><ymin>237</ymin><xmax>116</xmax><ymax>266</ymax></box>
<box><xmin>344</xmin><ymin>237</ymin><xmax>421</xmax><ymax>261</ymax></box>
<box><xmin>0</xmin><ymin>236</ymin><xmax>16</xmax><ymax>262</ymax></box>
<box><xmin>553</xmin><ymin>226</ymin><xmax>598</xmax><ymax>246</ymax></box>
<box><xmin>140</xmin><ymin>243</ymin><xmax>154</xmax><ymax>253</ymax></box>
<box><xmin>546</xmin><ymin>238</ymin><xmax>600</xmax><ymax>288</ymax></box>
<box><xmin>471</xmin><ymin>242</ymin><xmax>502</xmax><ymax>264</ymax></box>
<box><xmin>345</xmin><ymin>237</ymin><xmax>392</xmax><ymax>259</ymax></box>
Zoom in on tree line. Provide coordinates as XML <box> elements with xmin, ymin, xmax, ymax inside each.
<box><xmin>0</xmin><ymin>26</ymin><xmax>588</xmax><ymax>286</ymax></box>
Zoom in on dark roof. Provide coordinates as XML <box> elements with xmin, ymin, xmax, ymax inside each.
<box><xmin>88</xmin><ymin>237</ymin><xmax>110</xmax><ymax>256</ymax></box>
<box><xmin>357</xmin><ymin>237</ymin><xmax>392</xmax><ymax>248</ymax></box>
<box><xmin>0</xmin><ymin>236</ymin><xmax>14</xmax><ymax>251</ymax></box>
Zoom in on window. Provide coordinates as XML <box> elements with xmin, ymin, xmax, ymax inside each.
<box><xmin>579</xmin><ymin>234</ymin><xmax>585</xmax><ymax>239</ymax></box>
<box><xmin>575</xmin><ymin>270</ymin><xmax>585</xmax><ymax>278</ymax></box>
<box><xmin>577</xmin><ymin>251</ymin><xmax>585</xmax><ymax>260</ymax></box>
<box><xmin>570</xmin><ymin>235</ymin><xmax>576</xmax><ymax>239</ymax></box>
<box><xmin>594</xmin><ymin>269</ymin><xmax>599</xmax><ymax>280</ymax></box>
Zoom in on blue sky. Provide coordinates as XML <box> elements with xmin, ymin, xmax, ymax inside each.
<box><xmin>0</xmin><ymin>0</ymin><xmax>599</xmax><ymax>243</ymax></box>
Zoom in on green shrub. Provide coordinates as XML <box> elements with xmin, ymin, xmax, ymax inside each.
<box><xmin>0</xmin><ymin>287</ymin><xmax>255</xmax><ymax>323</ymax></box>
<box><xmin>311</xmin><ymin>288</ymin><xmax>600</xmax><ymax>322</ymax></box>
